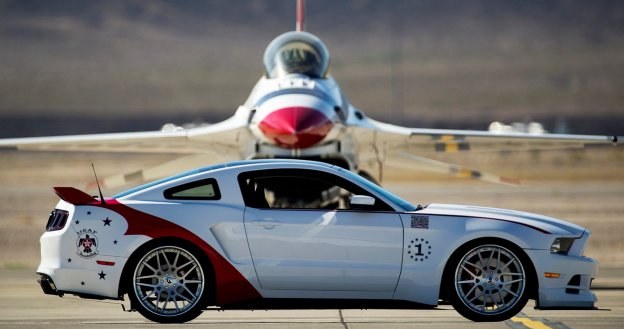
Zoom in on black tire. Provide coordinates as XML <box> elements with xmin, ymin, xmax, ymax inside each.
<box><xmin>446</xmin><ymin>240</ymin><xmax>530</xmax><ymax>322</ymax></box>
<box><xmin>127</xmin><ymin>243</ymin><xmax>209</xmax><ymax>323</ymax></box>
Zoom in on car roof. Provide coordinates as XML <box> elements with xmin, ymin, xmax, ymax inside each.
<box><xmin>113</xmin><ymin>159</ymin><xmax>335</xmax><ymax>198</ymax></box>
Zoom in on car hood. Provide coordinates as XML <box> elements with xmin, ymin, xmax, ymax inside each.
<box><xmin>418</xmin><ymin>203</ymin><xmax>587</xmax><ymax>236</ymax></box>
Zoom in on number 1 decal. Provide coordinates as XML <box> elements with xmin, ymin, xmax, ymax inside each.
<box><xmin>407</xmin><ymin>238</ymin><xmax>432</xmax><ymax>262</ymax></box>
<box><xmin>413</xmin><ymin>242</ymin><xmax>424</xmax><ymax>256</ymax></box>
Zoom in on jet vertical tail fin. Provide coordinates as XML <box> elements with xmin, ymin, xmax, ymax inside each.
<box><xmin>296</xmin><ymin>0</ymin><xmax>305</xmax><ymax>31</ymax></box>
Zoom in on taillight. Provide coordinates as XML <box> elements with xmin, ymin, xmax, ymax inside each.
<box><xmin>46</xmin><ymin>209</ymin><xmax>69</xmax><ymax>231</ymax></box>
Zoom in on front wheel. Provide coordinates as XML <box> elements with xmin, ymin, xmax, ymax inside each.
<box><xmin>448</xmin><ymin>242</ymin><xmax>529</xmax><ymax>322</ymax></box>
<box><xmin>128</xmin><ymin>244</ymin><xmax>209</xmax><ymax>323</ymax></box>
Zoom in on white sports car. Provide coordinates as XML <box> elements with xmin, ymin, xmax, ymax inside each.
<box><xmin>38</xmin><ymin>159</ymin><xmax>597</xmax><ymax>323</ymax></box>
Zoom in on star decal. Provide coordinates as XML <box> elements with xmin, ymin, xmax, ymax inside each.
<box><xmin>67</xmin><ymin>258</ymin><xmax>72</xmax><ymax>263</ymax></box>
<box><xmin>102</xmin><ymin>217</ymin><xmax>112</xmax><ymax>226</ymax></box>
<box><xmin>87</xmin><ymin>211</ymin><xmax>92</xmax><ymax>215</ymax></box>
<box><xmin>98</xmin><ymin>270</ymin><xmax>107</xmax><ymax>280</ymax></box>
<box><xmin>75</xmin><ymin>220</ymin><xmax>80</xmax><ymax>225</ymax></box>
<box><xmin>81</xmin><ymin>281</ymin><xmax>85</xmax><ymax>286</ymax></box>
<box><xmin>113</xmin><ymin>240</ymin><xmax>118</xmax><ymax>245</ymax></box>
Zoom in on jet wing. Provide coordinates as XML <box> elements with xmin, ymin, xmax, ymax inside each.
<box><xmin>0</xmin><ymin>106</ymin><xmax>250</xmax><ymax>154</ymax></box>
<box><xmin>350</xmin><ymin>115</ymin><xmax>620</xmax><ymax>158</ymax></box>
<box><xmin>349</xmin><ymin>114</ymin><xmax>620</xmax><ymax>184</ymax></box>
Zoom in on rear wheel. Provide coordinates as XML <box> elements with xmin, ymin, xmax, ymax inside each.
<box><xmin>128</xmin><ymin>244</ymin><xmax>208</xmax><ymax>323</ymax></box>
<box><xmin>448</xmin><ymin>242</ymin><xmax>529</xmax><ymax>322</ymax></box>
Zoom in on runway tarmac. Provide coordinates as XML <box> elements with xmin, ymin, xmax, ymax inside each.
<box><xmin>1</xmin><ymin>269</ymin><xmax>622</xmax><ymax>329</ymax></box>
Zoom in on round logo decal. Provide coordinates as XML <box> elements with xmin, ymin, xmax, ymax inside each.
<box><xmin>76</xmin><ymin>229</ymin><xmax>99</xmax><ymax>258</ymax></box>
<box><xmin>407</xmin><ymin>238</ymin><xmax>432</xmax><ymax>262</ymax></box>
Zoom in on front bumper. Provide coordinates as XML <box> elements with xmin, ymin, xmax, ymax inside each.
<box><xmin>526</xmin><ymin>249</ymin><xmax>598</xmax><ymax>309</ymax></box>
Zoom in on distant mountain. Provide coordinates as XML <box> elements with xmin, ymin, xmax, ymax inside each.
<box><xmin>0</xmin><ymin>0</ymin><xmax>623</xmax><ymax>136</ymax></box>
<box><xmin>2</xmin><ymin>0</ymin><xmax>622</xmax><ymax>39</ymax></box>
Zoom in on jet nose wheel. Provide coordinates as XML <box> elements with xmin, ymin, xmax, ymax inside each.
<box><xmin>129</xmin><ymin>244</ymin><xmax>209</xmax><ymax>323</ymax></box>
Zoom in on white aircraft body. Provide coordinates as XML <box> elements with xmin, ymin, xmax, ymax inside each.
<box><xmin>0</xmin><ymin>1</ymin><xmax>620</xmax><ymax>188</ymax></box>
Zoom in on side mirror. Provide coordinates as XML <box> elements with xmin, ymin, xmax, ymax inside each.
<box><xmin>349</xmin><ymin>195</ymin><xmax>375</xmax><ymax>209</ymax></box>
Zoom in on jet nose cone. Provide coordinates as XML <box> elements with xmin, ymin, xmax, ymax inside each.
<box><xmin>259</xmin><ymin>107</ymin><xmax>333</xmax><ymax>149</ymax></box>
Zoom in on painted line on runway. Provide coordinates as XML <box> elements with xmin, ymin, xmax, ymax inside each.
<box><xmin>593</xmin><ymin>285</ymin><xmax>624</xmax><ymax>290</ymax></box>
<box><xmin>505</xmin><ymin>312</ymin><xmax>571</xmax><ymax>329</ymax></box>
<box><xmin>338</xmin><ymin>309</ymin><xmax>350</xmax><ymax>329</ymax></box>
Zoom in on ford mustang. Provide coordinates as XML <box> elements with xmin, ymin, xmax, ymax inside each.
<box><xmin>37</xmin><ymin>159</ymin><xmax>597</xmax><ymax>323</ymax></box>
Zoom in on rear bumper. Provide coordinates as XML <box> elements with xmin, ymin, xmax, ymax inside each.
<box><xmin>37</xmin><ymin>204</ymin><xmax>140</xmax><ymax>301</ymax></box>
<box><xmin>37</xmin><ymin>273</ymin><xmax>63</xmax><ymax>296</ymax></box>
<box><xmin>37</xmin><ymin>271</ymin><xmax>118</xmax><ymax>301</ymax></box>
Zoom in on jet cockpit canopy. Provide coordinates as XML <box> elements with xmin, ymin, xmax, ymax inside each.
<box><xmin>263</xmin><ymin>31</ymin><xmax>330</xmax><ymax>79</ymax></box>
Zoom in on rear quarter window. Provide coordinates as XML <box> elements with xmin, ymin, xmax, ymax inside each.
<box><xmin>164</xmin><ymin>178</ymin><xmax>221</xmax><ymax>200</ymax></box>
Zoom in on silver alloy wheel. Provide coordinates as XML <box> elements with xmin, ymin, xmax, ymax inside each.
<box><xmin>454</xmin><ymin>244</ymin><xmax>526</xmax><ymax>316</ymax></box>
<box><xmin>133</xmin><ymin>246</ymin><xmax>205</xmax><ymax>317</ymax></box>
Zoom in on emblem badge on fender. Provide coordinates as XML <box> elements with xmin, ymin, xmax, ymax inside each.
<box><xmin>76</xmin><ymin>229</ymin><xmax>99</xmax><ymax>258</ymax></box>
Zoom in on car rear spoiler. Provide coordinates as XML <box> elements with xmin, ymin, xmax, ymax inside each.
<box><xmin>53</xmin><ymin>187</ymin><xmax>100</xmax><ymax>205</ymax></box>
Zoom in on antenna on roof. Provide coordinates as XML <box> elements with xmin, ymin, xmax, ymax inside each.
<box><xmin>296</xmin><ymin>0</ymin><xmax>305</xmax><ymax>31</ymax></box>
<box><xmin>91</xmin><ymin>163</ymin><xmax>106</xmax><ymax>205</ymax></box>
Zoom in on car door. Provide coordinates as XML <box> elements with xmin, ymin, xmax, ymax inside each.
<box><xmin>239</xmin><ymin>169</ymin><xmax>403</xmax><ymax>292</ymax></box>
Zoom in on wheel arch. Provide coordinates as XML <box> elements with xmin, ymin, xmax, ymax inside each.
<box><xmin>438</xmin><ymin>237</ymin><xmax>538</xmax><ymax>302</ymax></box>
<box><xmin>117</xmin><ymin>236</ymin><xmax>216</xmax><ymax>304</ymax></box>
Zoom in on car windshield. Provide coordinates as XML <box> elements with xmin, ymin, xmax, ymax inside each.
<box><xmin>336</xmin><ymin>167</ymin><xmax>419</xmax><ymax>212</ymax></box>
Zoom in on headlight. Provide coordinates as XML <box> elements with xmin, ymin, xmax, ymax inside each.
<box><xmin>550</xmin><ymin>237</ymin><xmax>575</xmax><ymax>254</ymax></box>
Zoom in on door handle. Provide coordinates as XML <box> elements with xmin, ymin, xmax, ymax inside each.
<box><xmin>252</xmin><ymin>220</ymin><xmax>282</xmax><ymax>229</ymax></box>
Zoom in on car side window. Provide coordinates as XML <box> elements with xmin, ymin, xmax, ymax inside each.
<box><xmin>164</xmin><ymin>178</ymin><xmax>221</xmax><ymax>200</ymax></box>
<box><xmin>238</xmin><ymin>169</ymin><xmax>393</xmax><ymax>211</ymax></box>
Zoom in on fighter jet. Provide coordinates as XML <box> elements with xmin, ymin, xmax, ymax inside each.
<box><xmin>0</xmin><ymin>0</ymin><xmax>619</xmax><ymax>188</ymax></box>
